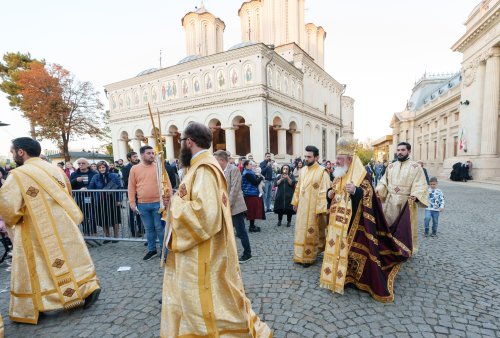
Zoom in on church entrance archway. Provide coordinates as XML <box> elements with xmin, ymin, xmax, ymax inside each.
<box><xmin>287</xmin><ymin>121</ymin><xmax>297</xmax><ymax>156</ymax></box>
<box><xmin>269</xmin><ymin>116</ymin><xmax>283</xmax><ymax>156</ymax></box>
<box><xmin>233</xmin><ymin>116</ymin><xmax>251</xmax><ymax>156</ymax></box>
<box><xmin>209</xmin><ymin>119</ymin><xmax>226</xmax><ymax>151</ymax></box>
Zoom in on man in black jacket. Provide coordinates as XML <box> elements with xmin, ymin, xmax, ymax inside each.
<box><xmin>70</xmin><ymin>158</ymin><xmax>98</xmax><ymax>235</ymax></box>
<box><xmin>259</xmin><ymin>152</ymin><xmax>274</xmax><ymax>212</ymax></box>
<box><xmin>122</xmin><ymin>152</ymin><xmax>143</xmax><ymax>237</ymax></box>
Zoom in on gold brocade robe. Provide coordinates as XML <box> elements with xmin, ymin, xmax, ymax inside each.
<box><xmin>0</xmin><ymin>313</ymin><xmax>3</xmax><ymax>338</ymax></box>
<box><xmin>375</xmin><ymin>159</ymin><xmax>428</xmax><ymax>253</ymax></box>
<box><xmin>160</xmin><ymin>152</ymin><xmax>272</xmax><ymax>338</ymax></box>
<box><xmin>320</xmin><ymin>156</ymin><xmax>366</xmax><ymax>294</ymax></box>
<box><xmin>291</xmin><ymin>162</ymin><xmax>329</xmax><ymax>264</ymax></box>
<box><xmin>0</xmin><ymin>158</ymin><xmax>100</xmax><ymax>324</ymax></box>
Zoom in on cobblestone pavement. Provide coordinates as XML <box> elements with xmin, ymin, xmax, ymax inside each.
<box><xmin>1</xmin><ymin>182</ymin><xmax>499</xmax><ymax>337</ymax></box>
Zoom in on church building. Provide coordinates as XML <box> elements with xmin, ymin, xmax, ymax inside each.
<box><xmin>105</xmin><ymin>1</ymin><xmax>355</xmax><ymax>163</ymax></box>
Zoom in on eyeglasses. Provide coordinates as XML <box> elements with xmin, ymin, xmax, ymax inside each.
<box><xmin>178</xmin><ymin>137</ymin><xmax>189</xmax><ymax>144</ymax></box>
<box><xmin>77</xmin><ymin>162</ymin><xmax>87</xmax><ymax>165</ymax></box>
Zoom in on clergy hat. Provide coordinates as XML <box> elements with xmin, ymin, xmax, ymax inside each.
<box><xmin>336</xmin><ymin>137</ymin><xmax>357</xmax><ymax>156</ymax></box>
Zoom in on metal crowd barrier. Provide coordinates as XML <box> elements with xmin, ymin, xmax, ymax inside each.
<box><xmin>72</xmin><ymin>189</ymin><xmax>146</xmax><ymax>244</ymax></box>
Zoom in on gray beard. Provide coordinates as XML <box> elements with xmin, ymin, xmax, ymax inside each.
<box><xmin>333</xmin><ymin>165</ymin><xmax>349</xmax><ymax>178</ymax></box>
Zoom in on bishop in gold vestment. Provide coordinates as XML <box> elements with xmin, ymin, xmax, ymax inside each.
<box><xmin>160</xmin><ymin>123</ymin><xmax>271</xmax><ymax>337</ymax></box>
<box><xmin>376</xmin><ymin>145</ymin><xmax>428</xmax><ymax>254</ymax></box>
<box><xmin>291</xmin><ymin>146</ymin><xmax>330</xmax><ymax>265</ymax></box>
<box><xmin>0</xmin><ymin>138</ymin><xmax>100</xmax><ymax>324</ymax></box>
<box><xmin>320</xmin><ymin>138</ymin><xmax>413</xmax><ymax>302</ymax></box>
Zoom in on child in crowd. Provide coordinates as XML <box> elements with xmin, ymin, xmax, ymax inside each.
<box><xmin>253</xmin><ymin>165</ymin><xmax>265</xmax><ymax>198</ymax></box>
<box><xmin>424</xmin><ymin>177</ymin><xmax>445</xmax><ymax>237</ymax></box>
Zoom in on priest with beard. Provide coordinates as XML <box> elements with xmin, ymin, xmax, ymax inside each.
<box><xmin>160</xmin><ymin>122</ymin><xmax>272</xmax><ymax>337</ymax></box>
<box><xmin>291</xmin><ymin>145</ymin><xmax>330</xmax><ymax>266</ymax></box>
<box><xmin>376</xmin><ymin>142</ymin><xmax>428</xmax><ymax>254</ymax></box>
<box><xmin>320</xmin><ymin>137</ymin><xmax>414</xmax><ymax>302</ymax></box>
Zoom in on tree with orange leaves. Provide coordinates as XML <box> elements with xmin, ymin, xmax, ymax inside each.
<box><xmin>17</xmin><ymin>62</ymin><xmax>105</xmax><ymax>161</ymax></box>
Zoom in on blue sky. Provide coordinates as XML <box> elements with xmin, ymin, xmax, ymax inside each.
<box><xmin>0</xmin><ymin>0</ymin><xmax>478</xmax><ymax>156</ymax></box>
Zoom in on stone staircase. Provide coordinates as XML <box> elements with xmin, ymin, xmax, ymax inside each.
<box><xmin>475</xmin><ymin>176</ymin><xmax>500</xmax><ymax>186</ymax></box>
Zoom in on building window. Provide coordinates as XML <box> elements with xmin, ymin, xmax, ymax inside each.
<box><xmin>442</xmin><ymin>139</ymin><xmax>446</xmax><ymax>160</ymax></box>
<box><xmin>405</xmin><ymin>130</ymin><xmax>408</xmax><ymax>141</ymax></box>
<box><xmin>434</xmin><ymin>140</ymin><xmax>437</xmax><ymax>160</ymax></box>
<box><xmin>453</xmin><ymin>136</ymin><xmax>458</xmax><ymax>156</ymax></box>
<box><xmin>434</xmin><ymin>121</ymin><xmax>438</xmax><ymax>128</ymax></box>
<box><xmin>420</xmin><ymin>126</ymin><xmax>423</xmax><ymax>134</ymax></box>
<box><xmin>324</xmin><ymin>104</ymin><xmax>328</xmax><ymax>115</ymax></box>
<box><xmin>444</xmin><ymin>116</ymin><xmax>448</xmax><ymax>125</ymax></box>
<box><xmin>426</xmin><ymin>142</ymin><xmax>429</xmax><ymax>160</ymax></box>
<box><xmin>455</xmin><ymin>112</ymin><xmax>459</xmax><ymax>121</ymax></box>
<box><xmin>322</xmin><ymin>128</ymin><xmax>327</xmax><ymax>161</ymax></box>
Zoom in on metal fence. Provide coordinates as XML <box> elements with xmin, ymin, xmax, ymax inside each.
<box><xmin>72</xmin><ymin>189</ymin><xmax>146</xmax><ymax>244</ymax></box>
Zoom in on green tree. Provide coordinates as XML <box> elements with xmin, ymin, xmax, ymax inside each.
<box><xmin>356</xmin><ymin>144</ymin><xmax>374</xmax><ymax>165</ymax></box>
<box><xmin>0</xmin><ymin>52</ymin><xmax>44</xmax><ymax>137</ymax></box>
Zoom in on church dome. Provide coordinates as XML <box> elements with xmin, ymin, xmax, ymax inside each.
<box><xmin>227</xmin><ymin>41</ymin><xmax>256</xmax><ymax>51</ymax></box>
<box><xmin>177</xmin><ymin>55</ymin><xmax>201</xmax><ymax>65</ymax></box>
<box><xmin>136</xmin><ymin>68</ymin><xmax>159</xmax><ymax>77</ymax></box>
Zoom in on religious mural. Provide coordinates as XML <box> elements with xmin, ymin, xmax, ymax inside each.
<box><xmin>111</xmin><ymin>96</ymin><xmax>116</xmax><ymax>110</ymax></box>
<box><xmin>267</xmin><ymin>66</ymin><xmax>273</xmax><ymax>87</ymax></box>
<box><xmin>134</xmin><ymin>91</ymin><xmax>139</xmax><ymax>105</ymax></box>
<box><xmin>284</xmin><ymin>77</ymin><xmax>289</xmax><ymax>94</ymax></box>
<box><xmin>217</xmin><ymin>70</ymin><xmax>225</xmax><ymax>91</ymax></box>
<box><xmin>118</xmin><ymin>95</ymin><xmax>124</xmax><ymax>109</ymax></box>
<box><xmin>143</xmin><ymin>90</ymin><xmax>148</xmax><ymax>103</ymax></box>
<box><xmin>161</xmin><ymin>83</ymin><xmax>167</xmax><ymax>101</ymax></box>
<box><xmin>152</xmin><ymin>86</ymin><xmax>158</xmax><ymax>102</ymax></box>
<box><xmin>244</xmin><ymin>64</ymin><xmax>253</xmax><ymax>84</ymax></box>
<box><xmin>193</xmin><ymin>77</ymin><xmax>201</xmax><ymax>94</ymax></box>
<box><xmin>182</xmin><ymin>79</ymin><xmax>189</xmax><ymax>97</ymax></box>
<box><xmin>276</xmin><ymin>72</ymin><xmax>281</xmax><ymax>91</ymax></box>
<box><xmin>230</xmin><ymin>67</ymin><xmax>239</xmax><ymax>88</ymax></box>
<box><xmin>291</xmin><ymin>80</ymin><xmax>295</xmax><ymax>97</ymax></box>
<box><xmin>205</xmin><ymin>73</ymin><xmax>213</xmax><ymax>92</ymax></box>
<box><xmin>126</xmin><ymin>94</ymin><xmax>131</xmax><ymax>108</ymax></box>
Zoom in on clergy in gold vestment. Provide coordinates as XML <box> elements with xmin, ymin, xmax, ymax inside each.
<box><xmin>376</xmin><ymin>142</ymin><xmax>428</xmax><ymax>254</ymax></box>
<box><xmin>0</xmin><ymin>313</ymin><xmax>3</xmax><ymax>338</ymax></box>
<box><xmin>320</xmin><ymin>138</ymin><xmax>413</xmax><ymax>302</ymax></box>
<box><xmin>0</xmin><ymin>138</ymin><xmax>100</xmax><ymax>324</ymax></box>
<box><xmin>160</xmin><ymin>123</ymin><xmax>271</xmax><ymax>338</ymax></box>
<box><xmin>291</xmin><ymin>145</ymin><xmax>330</xmax><ymax>265</ymax></box>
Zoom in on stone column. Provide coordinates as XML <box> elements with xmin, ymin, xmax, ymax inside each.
<box><xmin>224</xmin><ymin>127</ymin><xmax>236</xmax><ymax>155</ymax></box>
<box><xmin>148</xmin><ymin>135</ymin><xmax>156</xmax><ymax>149</ymax></box>
<box><xmin>165</xmin><ymin>134</ymin><xmax>175</xmax><ymax>161</ymax></box>
<box><xmin>132</xmin><ymin>138</ymin><xmax>142</xmax><ymax>154</ymax></box>
<box><xmin>277</xmin><ymin>128</ymin><xmax>287</xmax><ymax>156</ymax></box>
<box><xmin>292</xmin><ymin>130</ymin><xmax>302</xmax><ymax>158</ymax></box>
<box><xmin>119</xmin><ymin>139</ymin><xmax>128</xmax><ymax>161</ymax></box>
<box><xmin>480</xmin><ymin>48</ymin><xmax>500</xmax><ymax>156</ymax></box>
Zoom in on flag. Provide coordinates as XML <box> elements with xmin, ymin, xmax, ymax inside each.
<box><xmin>459</xmin><ymin>128</ymin><xmax>467</xmax><ymax>151</ymax></box>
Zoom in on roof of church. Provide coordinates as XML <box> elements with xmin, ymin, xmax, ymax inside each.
<box><xmin>136</xmin><ymin>68</ymin><xmax>159</xmax><ymax>77</ymax></box>
<box><xmin>228</xmin><ymin>41</ymin><xmax>257</xmax><ymax>51</ymax></box>
<box><xmin>177</xmin><ymin>55</ymin><xmax>202</xmax><ymax>65</ymax></box>
<box><xmin>408</xmin><ymin>72</ymin><xmax>461</xmax><ymax>111</ymax></box>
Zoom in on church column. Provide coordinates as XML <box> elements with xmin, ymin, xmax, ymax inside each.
<box><xmin>165</xmin><ymin>134</ymin><xmax>175</xmax><ymax>161</ymax></box>
<box><xmin>480</xmin><ymin>48</ymin><xmax>500</xmax><ymax>156</ymax></box>
<box><xmin>132</xmin><ymin>138</ymin><xmax>142</xmax><ymax>155</ymax></box>
<box><xmin>224</xmin><ymin>127</ymin><xmax>236</xmax><ymax>155</ymax></box>
<box><xmin>277</xmin><ymin>128</ymin><xmax>287</xmax><ymax>156</ymax></box>
<box><xmin>292</xmin><ymin>130</ymin><xmax>302</xmax><ymax>157</ymax></box>
<box><xmin>119</xmin><ymin>139</ymin><xmax>128</xmax><ymax>161</ymax></box>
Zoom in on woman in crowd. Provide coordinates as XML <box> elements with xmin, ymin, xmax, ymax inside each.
<box><xmin>242</xmin><ymin>160</ymin><xmax>265</xmax><ymax>233</ymax></box>
<box><xmin>89</xmin><ymin>161</ymin><xmax>122</xmax><ymax>243</ymax></box>
<box><xmin>292</xmin><ymin>159</ymin><xmax>303</xmax><ymax>180</ymax></box>
<box><xmin>274</xmin><ymin>164</ymin><xmax>296</xmax><ymax>227</ymax></box>
<box><xmin>64</xmin><ymin>161</ymin><xmax>75</xmax><ymax>178</ymax></box>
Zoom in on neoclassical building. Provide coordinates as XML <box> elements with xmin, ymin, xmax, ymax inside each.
<box><xmin>390</xmin><ymin>0</ymin><xmax>499</xmax><ymax>180</ymax></box>
<box><xmin>105</xmin><ymin>1</ymin><xmax>354</xmax><ymax>163</ymax></box>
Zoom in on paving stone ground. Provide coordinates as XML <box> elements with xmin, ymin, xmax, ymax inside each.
<box><xmin>1</xmin><ymin>181</ymin><xmax>499</xmax><ymax>337</ymax></box>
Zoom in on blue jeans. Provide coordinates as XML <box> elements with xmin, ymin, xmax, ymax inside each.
<box><xmin>424</xmin><ymin>210</ymin><xmax>440</xmax><ymax>234</ymax></box>
<box><xmin>137</xmin><ymin>202</ymin><xmax>165</xmax><ymax>253</ymax></box>
<box><xmin>232</xmin><ymin>212</ymin><xmax>251</xmax><ymax>257</ymax></box>
<box><xmin>263</xmin><ymin>180</ymin><xmax>273</xmax><ymax>211</ymax></box>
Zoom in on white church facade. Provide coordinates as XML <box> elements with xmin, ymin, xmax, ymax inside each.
<box><xmin>105</xmin><ymin>1</ymin><xmax>355</xmax><ymax>163</ymax></box>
